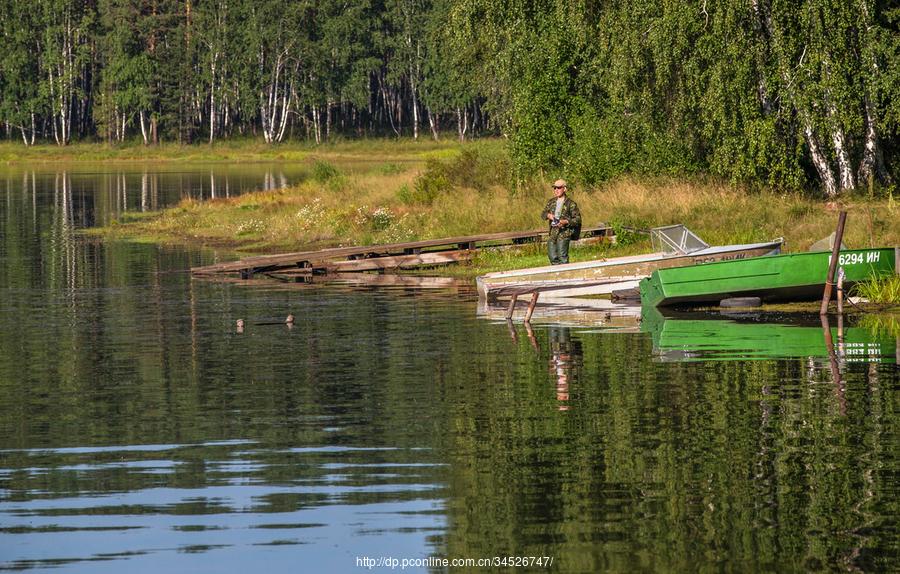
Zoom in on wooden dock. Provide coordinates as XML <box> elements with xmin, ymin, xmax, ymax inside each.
<box><xmin>191</xmin><ymin>225</ymin><xmax>613</xmax><ymax>279</ymax></box>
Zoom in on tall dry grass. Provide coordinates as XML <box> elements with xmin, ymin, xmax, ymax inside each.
<box><xmin>594</xmin><ymin>177</ymin><xmax>899</xmax><ymax>250</ymax></box>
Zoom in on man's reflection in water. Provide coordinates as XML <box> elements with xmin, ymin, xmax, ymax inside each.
<box><xmin>548</xmin><ymin>327</ymin><xmax>581</xmax><ymax>411</ymax></box>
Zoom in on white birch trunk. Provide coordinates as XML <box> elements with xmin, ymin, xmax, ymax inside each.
<box><xmin>273</xmin><ymin>52</ymin><xmax>295</xmax><ymax>142</ymax></box>
<box><xmin>326</xmin><ymin>101</ymin><xmax>332</xmax><ymax>141</ymax></box>
<box><xmin>268</xmin><ymin>58</ymin><xmax>280</xmax><ymax>141</ymax></box>
<box><xmin>804</xmin><ymin>122</ymin><xmax>838</xmax><ymax>198</ymax></box>
<box><xmin>260</xmin><ymin>103</ymin><xmax>270</xmax><ymax>143</ymax></box>
<box><xmin>857</xmin><ymin>0</ymin><xmax>890</xmax><ymax>185</ymax></box>
<box><xmin>427</xmin><ymin>107</ymin><xmax>438</xmax><ymax>140</ymax></box>
<box><xmin>140</xmin><ymin>111</ymin><xmax>149</xmax><ymax>145</ymax></box>
<box><xmin>60</xmin><ymin>11</ymin><xmax>72</xmax><ymax>146</ymax></box>
<box><xmin>382</xmin><ymin>81</ymin><xmax>401</xmax><ymax>136</ymax></box>
<box><xmin>312</xmin><ymin>106</ymin><xmax>321</xmax><ymax>144</ymax></box>
<box><xmin>831</xmin><ymin>125</ymin><xmax>855</xmax><ymax>191</ymax></box>
<box><xmin>209</xmin><ymin>54</ymin><xmax>217</xmax><ymax>144</ymax></box>
<box><xmin>275</xmin><ymin>72</ymin><xmax>294</xmax><ymax>143</ymax></box>
<box><xmin>49</xmin><ymin>66</ymin><xmax>60</xmax><ymax>145</ymax></box>
<box><xmin>410</xmin><ymin>97</ymin><xmax>418</xmax><ymax>139</ymax></box>
<box><xmin>409</xmin><ymin>75</ymin><xmax>418</xmax><ymax>140</ymax></box>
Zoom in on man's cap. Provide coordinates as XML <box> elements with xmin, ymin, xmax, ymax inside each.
<box><xmin>553</xmin><ymin>179</ymin><xmax>568</xmax><ymax>188</ymax></box>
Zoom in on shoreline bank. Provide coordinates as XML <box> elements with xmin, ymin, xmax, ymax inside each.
<box><xmin>19</xmin><ymin>140</ymin><xmax>893</xmax><ymax>278</ymax></box>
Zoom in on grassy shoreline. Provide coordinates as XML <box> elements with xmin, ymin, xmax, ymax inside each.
<box><xmin>66</xmin><ymin>139</ymin><xmax>899</xmax><ymax>279</ymax></box>
<box><xmin>0</xmin><ymin>138</ymin><xmax>459</xmax><ymax>163</ymax></box>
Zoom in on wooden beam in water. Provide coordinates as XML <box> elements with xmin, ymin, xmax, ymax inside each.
<box><xmin>191</xmin><ymin>224</ymin><xmax>613</xmax><ymax>276</ymax></box>
<box><xmin>325</xmin><ymin>250</ymin><xmax>473</xmax><ymax>272</ymax></box>
<box><xmin>506</xmin><ymin>294</ymin><xmax>519</xmax><ymax>320</ymax></box>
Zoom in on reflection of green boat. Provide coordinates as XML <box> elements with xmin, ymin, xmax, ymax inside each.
<box><xmin>641</xmin><ymin>307</ymin><xmax>897</xmax><ymax>363</ymax></box>
<box><xmin>640</xmin><ymin>248</ymin><xmax>898</xmax><ymax>307</ymax></box>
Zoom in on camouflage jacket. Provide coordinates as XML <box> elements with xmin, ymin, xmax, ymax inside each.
<box><xmin>542</xmin><ymin>196</ymin><xmax>582</xmax><ymax>240</ymax></box>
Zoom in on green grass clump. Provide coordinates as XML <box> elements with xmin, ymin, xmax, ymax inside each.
<box><xmin>409</xmin><ymin>158</ymin><xmax>451</xmax><ymax>205</ymax></box>
<box><xmin>311</xmin><ymin>160</ymin><xmax>341</xmax><ymax>182</ymax></box>
<box><xmin>852</xmin><ymin>273</ymin><xmax>900</xmax><ymax>304</ymax></box>
<box><xmin>403</xmin><ymin>144</ymin><xmax>513</xmax><ymax>206</ymax></box>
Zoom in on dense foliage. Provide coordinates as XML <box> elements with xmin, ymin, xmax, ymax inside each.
<box><xmin>1</xmin><ymin>0</ymin><xmax>898</xmax><ymax>196</ymax></box>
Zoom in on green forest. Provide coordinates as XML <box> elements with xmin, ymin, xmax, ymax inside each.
<box><xmin>2</xmin><ymin>0</ymin><xmax>899</xmax><ymax>196</ymax></box>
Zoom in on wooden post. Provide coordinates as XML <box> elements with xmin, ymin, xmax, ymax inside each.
<box><xmin>506</xmin><ymin>294</ymin><xmax>518</xmax><ymax>320</ymax></box>
<box><xmin>524</xmin><ymin>291</ymin><xmax>539</xmax><ymax>323</ymax></box>
<box><xmin>836</xmin><ymin>267</ymin><xmax>844</xmax><ymax>315</ymax></box>
<box><xmin>820</xmin><ymin>210</ymin><xmax>847</xmax><ymax>315</ymax></box>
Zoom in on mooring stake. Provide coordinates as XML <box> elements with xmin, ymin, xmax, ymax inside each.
<box><xmin>506</xmin><ymin>294</ymin><xmax>518</xmax><ymax>320</ymax></box>
<box><xmin>524</xmin><ymin>292</ymin><xmax>539</xmax><ymax>323</ymax></box>
<box><xmin>836</xmin><ymin>267</ymin><xmax>845</xmax><ymax>315</ymax></box>
<box><xmin>820</xmin><ymin>210</ymin><xmax>847</xmax><ymax>316</ymax></box>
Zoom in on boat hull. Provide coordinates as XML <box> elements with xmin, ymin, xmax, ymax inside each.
<box><xmin>640</xmin><ymin>248</ymin><xmax>898</xmax><ymax>307</ymax></box>
<box><xmin>477</xmin><ymin>239</ymin><xmax>783</xmax><ymax>301</ymax></box>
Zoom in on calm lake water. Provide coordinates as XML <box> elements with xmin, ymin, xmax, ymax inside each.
<box><xmin>0</xmin><ymin>164</ymin><xmax>898</xmax><ymax>573</ymax></box>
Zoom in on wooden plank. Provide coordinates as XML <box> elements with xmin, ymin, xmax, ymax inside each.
<box><xmin>327</xmin><ymin>273</ymin><xmax>467</xmax><ymax>289</ymax></box>
<box><xmin>191</xmin><ymin>224</ymin><xmax>612</xmax><ymax>275</ymax></box>
<box><xmin>486</xmin><ymin>277</ymin><xmax>646</xmax><ymax>299</ymax></box>
<box><xmin>325</xmin><ymin>250</ymin><xmax>473</xmax><ymax>272</ymax></box>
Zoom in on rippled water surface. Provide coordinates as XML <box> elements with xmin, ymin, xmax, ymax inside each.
<box><xmin>1</xmin><ymin>165</ymin><xmax>898</xmax><ymax>572</ymax></box>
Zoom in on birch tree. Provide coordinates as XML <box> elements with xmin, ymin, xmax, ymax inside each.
<box><xmin>40</xmin><ymin>0</ymin><xmax>96</xmax><ymax>146</ymax></box>
<box><xmin>243</xmin><ymin>0</ymin><xmax>304</xmax><ymax>143</ymax></box>
<box><xmin>0</xmin><ymin>0</ymin><xmax>43</xmax><ymax>145</ymax></box>
<box><xmin>97</xmin><ymin>0</ymin><xmax>152</xmax><ymax>142</ymax></box>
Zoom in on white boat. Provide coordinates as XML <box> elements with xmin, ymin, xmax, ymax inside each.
<box><xmin>477</xmin><ymin>296</ymin><xmax>643</xmax><ymax>331</ymax></box>
<box><xmin>476</xmin><ymin>225</ymin><xmax>784</xmax><ymax>301</ymax></box>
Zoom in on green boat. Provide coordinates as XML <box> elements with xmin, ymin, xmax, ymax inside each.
<box><xmin>640</xmin><ymin>247</ymin><xmax>898</xmax><ymax>307</ymax></box>
<box><xmin>641</xmin><ymin>307</ymin><xmax>897</xmax><ymax>363</ymax></box>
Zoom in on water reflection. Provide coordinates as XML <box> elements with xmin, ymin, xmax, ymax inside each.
<box><xmin>480</xmin><ymin>298</ymin><xmax>896</xmax><ymax>365</ymax></box>
<box><xmin>642</xmin><ymin>307</ymin><xmax>896</xmax><ymax>364</ymax></box>
<box><xmin>0</xmin><ymin>164</ymin><xmax>312</xmax><ymax>294</ymax></box>
<box><xmin>1</xmin><ymin>164</ymin><xmax>307</xmax><ymax>231</ymax></box>
<box><xmin>548</xmin><ymin>328</ymin><xmax>581</xmax><ymax>411</ymax></box>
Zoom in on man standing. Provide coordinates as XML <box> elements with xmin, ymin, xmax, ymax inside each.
<box><xmin>542</xmin><ymin>179</ymin><xmax>581</xmax><ymax>265</ymax></box>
